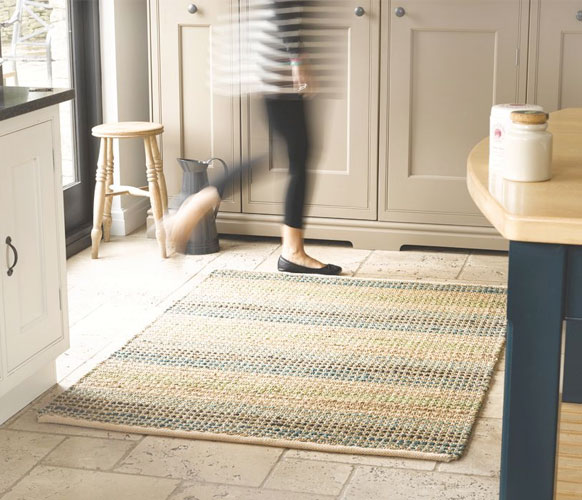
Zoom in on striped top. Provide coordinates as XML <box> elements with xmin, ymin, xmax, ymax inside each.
<box><xmin>213</xmin><ymin>0</ymin><xmax>347</xmax><ymax>97</ymax></box>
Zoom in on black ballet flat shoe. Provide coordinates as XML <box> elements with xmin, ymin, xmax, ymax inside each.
<box><xmin>277</xmin><ymin>256</ymin><xmax>342</xmax><ymax>276</ymax></box>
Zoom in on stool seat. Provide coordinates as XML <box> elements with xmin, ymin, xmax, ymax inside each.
<box><xmin>92</xmin><ymin>122</ymin><xmax>164</xmax><ymax>138</ymax></box>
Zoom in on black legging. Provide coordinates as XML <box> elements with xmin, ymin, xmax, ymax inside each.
<box><xmin>212</xmin><ymin>96</ymin><xmax>310</xmax><ymax>229</ymax></box>
<box><xmin>264</xmin><ymin>96</ymin><xmax>310</xmax><ymax>229</ymax></box>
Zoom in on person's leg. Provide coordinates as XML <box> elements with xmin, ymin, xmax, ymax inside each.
<box><xmin>280</xmin><ymin>100</ymin><xmax>308</xmax><ymax>231</ymax></box>
<box><xmin>265</xmin><ymin>96</ymin><xmax>335</xmax><ymax>270</ymax></box>
<box><xmin>165</xmin><ymin>158</ymin><xmax>257</xmax><ymax>253</ymax></box>
<box><xmin>165</xmin><ymin>186</ymin><xmax>221</xmax><ymax>254</ymax></box>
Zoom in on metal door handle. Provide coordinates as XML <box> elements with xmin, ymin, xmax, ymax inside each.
<box><xmin>354</xmin><ymin>6</ymin><xmax>365</xmax><ymax>17</ymax></box>
<box><xmin>577</xmin><ymin>10</ymin><xmax>582</xmax><ymax>21</ymax></box>
<box><xmin>5</xmin><ymin>236</ymin><xmax>18</xmax><ymax>277</ymax></box>
<box><xmin>188</xmin><ymin>3</ymin><xmax>198</xmax><ymax>14</ymax></box>
<box><xmin>395</xmin><ymin>6</ymin><xmax>406</xmax><ymax>17</ymax></box>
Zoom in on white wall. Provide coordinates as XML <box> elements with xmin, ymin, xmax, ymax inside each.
<box><xmin>99</xmin><ymin>0</ymin><xmax>150</xmax><ymax>236</ymax></box>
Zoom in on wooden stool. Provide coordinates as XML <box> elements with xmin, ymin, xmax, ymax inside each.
<box><xmin>91</xmin><ymin>122</ymin><xmax>168</xmax><ymax>259</ymax></box>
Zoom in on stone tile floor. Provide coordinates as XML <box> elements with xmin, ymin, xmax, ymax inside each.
<box><xmin>0</xmin><ymin>229</ymin><xmax>511</xmax><ymax>499</ymax></box>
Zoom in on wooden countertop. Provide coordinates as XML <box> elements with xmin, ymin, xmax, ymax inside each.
<box><xmin>467</xmin><ymin>108</ymin><xmax>582</xmax><ymax>245</ymax></box>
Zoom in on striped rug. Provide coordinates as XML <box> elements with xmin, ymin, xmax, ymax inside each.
<box><xmin>39</xmin><ymin>270</ymin><xmax>506</xmax><ymax>461</ymax></box>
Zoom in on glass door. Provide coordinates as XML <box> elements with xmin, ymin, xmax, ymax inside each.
<box><xmin>1</xmin><ymin>0</ymin><xmax>75</xmax><ymax>185</ymax></box>
<box><xmin>1</xmin><ymin>0</ymin><xmax>102</xmax><ymax>256</ymax></box>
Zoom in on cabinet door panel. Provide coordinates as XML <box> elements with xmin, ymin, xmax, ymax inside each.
<box><xmin>529</xmin><ymin>0</ymin><xmax>582</xmax><ymax>111</ymax></box>
<box><xmin>0</xmin><ymin>122</ymin><xmax>62</xmax><ymax>373</ymax></box>
<box><xmin>382</xmin><ymin>0</ymin><xmax>528</xmax><ymax>225</ymax></box>
<box><xmin>157</xmin><ymin>0</ymin><xmax>241</xmax><ymax>211</ymax></box>
<box><xmin>242</xmin><ymin>0</ymin><xmax>379</xmax><ymax>221</ymax></box>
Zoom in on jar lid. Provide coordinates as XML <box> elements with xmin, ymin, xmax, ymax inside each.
<box><xmin>491</xmin><ymin>103</ymin><xmax>543</xmax><ymax>118</ymax></box>
<box><xmin>510</xmin><ymin>110</ymin><xmax>549</xmax><ymax>125</ymax></box>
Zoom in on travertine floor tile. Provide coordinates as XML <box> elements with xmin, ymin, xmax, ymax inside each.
<box><xmin>0</xmin><ymin>430</ymin><xmax>64</xmax><ymax>494</ymax></box>
<box><xmin>5</xmin><ymin>387</ymin><xmax>141</xmax><ymax>441</ymax></box>
<box><xmin>66</xmin><ymin>290</ymin><xmax>104</xmax><ymax>328</ymax></box>
<box><xmin>1</xmin><ymin>466</ymin><xmax>178</xmax><ymax>500</ymax></box>
<box><xmin>496</xmin><ymin>348</ymin><xmax>506</xmax><ymax>372</ymax></box>
<box><xmin>263</xmin><ymin>458</ymin><xmax>352</xmax><ymax>495</ymax></box>
<box><xmin>42</xmin><ymin>436</ymin><xmax>137</xmax><ymax>471</ymax></box>
<box><xmin>202</xmin><ymin>238</ymin><xmax>281</xmax><ymax>273</ymax></box>
<box><xmin>67</xmin><ymin>230</ymin><xmax>211</xmax><ymax>275</ymax></box>
<box><xmin>116</xmin><ymin>437</ymin><xmax>282</xmax><ymax>486</ymax></box>
<box><xmin>55</xmin><ymin>351</ymin><xmax>89</xmax><ymax>382</ymax></box>
<box><xmin>7</xmin><ymin>408</ymin><xmax>142</xmax><ymax>442</ymax></box>
<box><xmin>457</xmin><ymin>252</ymin><xmax>508</xmax><ymax>283</ymax></box>
<box><xmin>168</xmin><ymin>482</ymin><xmax>335</xmax><ymax>500</ymax></box>
<box><xmin>68</xmin><ymin>330</ymin><xmax>113</xmax><ymax>351</ymax></box>
<box><xmin>342</xmin><ymin>466</ymin><xmax>499</xmax><ymax>499</ymax></box>
<box><xmin>284</xmin><ymin>450</ymin><xmax>436</xmax><ymax>471</ymax></box>
<box><xmin>479</xmin><ymin>372</ymin><xmax>504</xmax><ymax>419</ymax></box>
<box><xmin>356</xmin><ymin>250</ymin><xmax>468</xmax><ymax>280</ymax></box>
<box><xmin>55</xmin><ymin>334</ymin><xmax>113</xmax><ymax>381</ymax></box>
<box><xmin>67</xmin><ymin>237</ymin><xmax>218</xmax><ymax>308</ymax></box>
<box><xmin>68</xmin><ymin>303</ymin><xmax>163</xmax><ymax>341</ymax></box>
<box><xmin>437</xmin><ymin>418</ymin><xmax>502</xmax><ymax>477</ymax></box>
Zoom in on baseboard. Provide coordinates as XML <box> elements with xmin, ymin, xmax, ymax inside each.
<box><xmin>145</xmin><ymin>208</ymin><xmax>507</xmax><ymax>251</ymax></box>
<box><xmin>111</xmin><ymin>198</ymin><xmax>151</xmax><ymax>236</ymax></box>
<box><xmin>215</xmin><ymin>212</ymin><xmax>509</xmax><ymax>252</ymax></box>
<box><xmin>66</xmin><ymin>223</ymin><xmax>92</xmax><ymax>258</ymax></box>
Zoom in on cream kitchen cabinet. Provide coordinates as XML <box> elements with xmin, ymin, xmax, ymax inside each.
<box><xmin>149</xmin><ymin>1</ymin><xmax>571</xmax><ymax>252</ymax></box>
<box><xmin>528</xmin><ymin>0</ymin><xmax>582</xmax><ymax>112</ymax></box>
<box><xmin>149</xmin><ymin>0</ymin><xmax>241</xmax><ymax>212</ymax></box>
<box><xmin>0</xmin><ymin>97</ymin><xmax>70</xmax><ymax>424</ymax></box>
<box><xmin>149</xmin><ymin>0</ymin><xmax>379</xmax><ymax>220</ymax></box>
<box><xmin>381</xmin><ymin>0</ymin><xmax>529</xmax><ymax>230</ymax></box>
<box><xmin>240</xmin><ymin>0</ymin><xmax>380</xmax><ymax>221</ymax></box>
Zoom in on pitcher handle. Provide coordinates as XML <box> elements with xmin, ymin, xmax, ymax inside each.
<box><xmin>205</xmin><ymin>157</ymin><xmax>229</xmax><ymax>216</ymax></box>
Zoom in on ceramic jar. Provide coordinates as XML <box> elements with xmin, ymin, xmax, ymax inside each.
<box><xmin>504</xmin><ymin>110</ymin><xmax>553</xmax><ymax>182</ymax></box>
<box><xmin>489</xmin><ymin>104</ymin><xmax>543</xmax><ymax>194</ymax></box>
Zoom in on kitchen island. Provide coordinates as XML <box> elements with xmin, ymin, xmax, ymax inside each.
<box><xmin>467</xmin><ymin>108</ymin><xmax>582</xmax><ymax>500</ymax></box>
<box><xmin>0</xmin><ymin>86</ymin><xmax>73</xmax><ymax>423</ymax></box>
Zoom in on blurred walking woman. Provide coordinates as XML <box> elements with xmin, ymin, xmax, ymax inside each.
<box><xmin>167</xmin><ymin>0</ymin><xmax>342</xmax><ymax>275</ymax></box>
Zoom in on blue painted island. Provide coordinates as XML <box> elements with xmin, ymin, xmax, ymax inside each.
<box><xmin>467</xmin><ymin>108</ymin><xmax>582</xmax><ymax>500</ymax></box>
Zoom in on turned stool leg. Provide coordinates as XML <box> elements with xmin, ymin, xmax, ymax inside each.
<box><xmin>144</xmin><ymin>136</ymin><xmax>167</xmax><ymax>258</ymax></box>
<box><xmin>150</xmin><ymin>135</ymin><xmax>168</xmax><ymax>214</ymax></box>
<box><xmin>91</xmin><ymin>138</ymin><xmax>110</xmax><ymax>259</ymax></box>
<box><xmin>102</xmin><ymin>138</ymin><xmax>115</xmax><ymax>241</ymax></box>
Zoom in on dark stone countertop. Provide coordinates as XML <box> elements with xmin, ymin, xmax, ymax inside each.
<box><xmin>0</xmin><ymin>86</ymin><xmax>75</xmax><ymax>121</ymax></box>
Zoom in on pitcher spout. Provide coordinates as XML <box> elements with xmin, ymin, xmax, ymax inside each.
<box><xmin>177</xmin><ymin>158</ymin><xmax>209</xmax><ymax>173</ymax></box>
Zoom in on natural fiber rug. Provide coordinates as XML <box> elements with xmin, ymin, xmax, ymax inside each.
<box><xmin>39</xmin><ymin>270</ymin><xmax>506</xmax><ymax>462</ymax></box>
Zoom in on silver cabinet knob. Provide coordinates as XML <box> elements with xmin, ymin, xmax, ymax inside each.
<box><xmin>577</xmin><ymin>10</ymin><xmax>582</xmax><ymax>21</ymax></box>
<box><xmin>354</xmin><ymin>6</ymin><xmax>365</xmax><ymax>17</ymax></box>
<box><xmin>395</xmin><ymin>6</ymin><xmax>406</xmax><ymax>17</ymax></box>
<box><xmin>188</xmin><ymin>4</ymin><xmax>198</xmax><ymax>14</ymax></box>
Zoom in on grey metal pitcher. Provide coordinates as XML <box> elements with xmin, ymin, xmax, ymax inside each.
<box><xmin>174</xmin><ymin>157</ymin><xmax>228</xmax><ymax>255</ymax></box>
